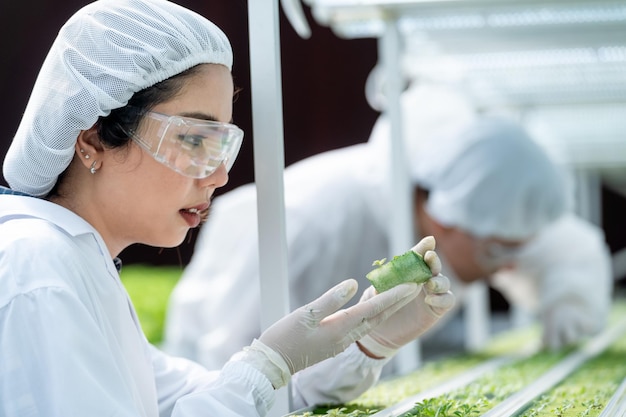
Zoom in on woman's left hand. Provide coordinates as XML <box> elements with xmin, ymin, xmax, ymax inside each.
<box><xmin>357</xmin><ymin>236</ymin><xmax>456</xmax><ymax>358</ymax></box>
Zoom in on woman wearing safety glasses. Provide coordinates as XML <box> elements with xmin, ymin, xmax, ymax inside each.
<box><xmin>0</xmin><ymin>0</ymin><xmax>454</xmax><ymax>415</ymax></box>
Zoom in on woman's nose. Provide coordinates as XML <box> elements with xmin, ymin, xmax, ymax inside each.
<box><xmin>199</xmin><ymin>163</ymin><xmax>229</xmax><ymax>190</ymax></box>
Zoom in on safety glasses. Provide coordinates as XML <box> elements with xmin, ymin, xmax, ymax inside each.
<box><xmin>124</xmin><ymin>110</ymin><xmax>244</xmax><ymax>178</ymax></box>
<box><xmin>474</xmin><ymin>238</ymin><xmax>527</xmax><ymax>270</ymax></box>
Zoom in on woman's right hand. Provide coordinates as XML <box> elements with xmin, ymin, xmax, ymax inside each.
<box><xmin>247</xmin><ymin>278</ymin><xmax>420</xmax><ymax>387</ymax></box>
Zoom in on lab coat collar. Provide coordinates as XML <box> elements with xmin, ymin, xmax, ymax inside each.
<box><xmin>0</xmin><ymin>193</ymin><xmax>97</xmax><ymax>237</ymax></box>
<box><xmin>0</xmin><ymin>193</ymin><xmax>123</xmax><ymax>274</ymax></box>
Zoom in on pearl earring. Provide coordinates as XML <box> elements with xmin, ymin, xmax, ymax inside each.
<box><xmin>90</xmin><ymin>161</ymin><xmax>98</xmax><ymax>175</ymax></box>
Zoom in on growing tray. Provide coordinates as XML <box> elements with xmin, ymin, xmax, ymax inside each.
<box><xmin>286</xmin><ymin>301</ymin><xmax>626</xmax><ymax>417</ymax></box>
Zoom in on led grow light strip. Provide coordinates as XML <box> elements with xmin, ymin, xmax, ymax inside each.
<box><xmin>599</xmin><ymin>377</ymin><xmax>626</xmax><ymax>417</ymax></box>
<box><xmin>397</xmin><ymin>4</ymin><xmax>626</xmax><ymax>31</ymax></box>
<box><xmin>480</xmin><ymin>318</ymin><xmax>626</xmax><ymax>417</ymax></box>
<box><xmin>309</xmin><ymin>0</ymin><xmax>626</xmax><ymax>38</ymax></box>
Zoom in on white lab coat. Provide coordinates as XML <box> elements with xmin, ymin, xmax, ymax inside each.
<box><xmin>165</xmin><ymin>140</ymin><xmax>613</xmax><ymax>374</ymax></box>
<box><xmin>0</xmin><ymin>194</ymin><xmax>273</xmax><ymax>416</ymax></box>
<box><xmin>491</xmin><ymin>213</ymin><xmax>613</xmax><ymax>334</ymax></box>
<box><xmin>0</xmin><ymin>193</ymin><xmax>387</xmax><ymax>415</ymax></box>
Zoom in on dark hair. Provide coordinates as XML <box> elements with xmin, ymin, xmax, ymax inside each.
<box><xmin>414</xmin><ymin>185</ymin><xmax>430</xmax><ymax>204</ymax></box>
<box><xmin>47</xmin><ymin>66</ymin><xmax>203</xmax><ymax>198</ymax></box>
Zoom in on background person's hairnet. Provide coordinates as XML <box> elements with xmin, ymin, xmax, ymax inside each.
<box><xmin>367</xmin><ymin>82</ymin><xmax>478</xmax><ymax>158</ymax></box>
<box><xmin>3</xmin><ymin>0</ymin><xmax>233</xmax><ymax>197</ymax></box>
<box><xmin>368</xmin><ymin>82</ymin><xmax>477</xmax><ymax>179</ymax></box>
<box><xmin>414</xmin><ymin>116</ymin><xmax>570</xmax><ymax>240</ymax></box>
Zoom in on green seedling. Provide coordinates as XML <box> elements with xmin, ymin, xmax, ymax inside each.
<box><xmin>366</xmin><ymin>250</ymin><xmax>431</xmax><ymax>292</ymax></box>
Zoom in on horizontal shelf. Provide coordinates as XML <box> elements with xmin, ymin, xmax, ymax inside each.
<box><xmin>406</xmin><ymin>53</ymin><xmax>626</xmax><ymax>107</ymax></box>
<box><xmin>307</xmin><ymin>0</ymin><xmax>626</xmax><ymax>46</ymax></box>
<box><xmin>306</xmin><ymin>0</ymin><xmax>626</xmax><ymax>106</ymax></box>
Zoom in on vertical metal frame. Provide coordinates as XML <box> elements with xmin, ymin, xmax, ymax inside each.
<box><xmin>248</xmin><ymin>1</ymin><xmax>291</xmax><ymax>415</ymax></box>
<box><xmin>379</xmin><ymin>17</ymin><xmax>422</xmax><ymax>374</ymax></box>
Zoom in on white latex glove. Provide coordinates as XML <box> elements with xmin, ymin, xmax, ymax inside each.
<box><xmin>358</xmin><ymin>236</ymin><xmax>456</xmax><ymax>358</ymax></box>
<box><xmin>541</xmin><ymin>298</ymin><xmax>600</xmax><ymax>350</ymax></box>
<box><xmin>247</xmin><ymin>278</ymin><xmax>421</xmax><ymax>388</ymax></box>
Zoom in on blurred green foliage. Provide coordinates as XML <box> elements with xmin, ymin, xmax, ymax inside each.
<box><xmin>119</xmin><ymin>264</ymin><xmax>183</xmax><ymax>344</ymax></box>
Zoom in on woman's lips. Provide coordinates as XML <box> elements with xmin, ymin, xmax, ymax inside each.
<box><xmin>180</xmin><ymin>203</ymin><xmax>209</xmax><ymax>228</ymax></box>
<box><xmin>180</xmin><ymin>207</ymin><xmax>202</xmax><ymax>228</ymax></box>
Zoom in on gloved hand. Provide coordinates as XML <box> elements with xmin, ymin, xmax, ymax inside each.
<box><xmin>358</xmin><ymin>236</ymin><xmax>456</xmax><ymax>358</ymax></box>
<box><xmin>541</xmin><ymin>297</ymin><xmax>601</xmax><ymax>350</ymax></box>
<box><xmin>248</xmin><ymin>278</ymin><xmax>421</xmax><ymax>387</ymax></box>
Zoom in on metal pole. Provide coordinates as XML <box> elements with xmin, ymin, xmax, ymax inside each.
<box><xmin>463</xmin><ymin>281</ymin><xmax>491</xmax><ymax>352</ymax></box>
<box><xmin>380</xmin><ymin>17</ymin><xmax>421</xmax><ymax>374</ymax></box>
<box><xmin>248</xmin><ymin>0</ymin><xmax>291</xmax><ymax>415</ymax></box>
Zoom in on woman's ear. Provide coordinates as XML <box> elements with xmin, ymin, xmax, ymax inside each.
<box><xmin>75</xmin><ymin>127</ymin><xmax>103</xmax><ymax>171</ymax></box>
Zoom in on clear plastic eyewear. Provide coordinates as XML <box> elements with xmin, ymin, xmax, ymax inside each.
<box><xmin>122</xmin><ymin>110</ymin><xmax>244</xmax><ymax>179</ymax></box>
<box><xmin>474</xmin><ymin>238</ymin><xmax>527</xmax><ymax>270</ymax></box>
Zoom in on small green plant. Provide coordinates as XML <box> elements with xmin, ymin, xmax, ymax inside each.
<box><xmin>400</xmin><ymin>397</ymin><xmax>484</xmax><ymax>417</ymax></box>
<box><xmin>303</xmin><ymin>405</ymin><xmax>380</xmax><ymax>417</ymax></box>
<box><xmin>552</xmin><ymin>400</ymin><xmax>573</xmax><ymax>416</ymax></box>
<box><xmin>452</xmin><ymin>403</ymin><xmax>481</xmax><ymax>417</ymax></box>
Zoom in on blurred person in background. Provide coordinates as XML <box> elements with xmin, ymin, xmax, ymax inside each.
<box><xmin>164</xmin><ymin>83</ymin><xmax>613</xmax><ymax>372</ymax></box>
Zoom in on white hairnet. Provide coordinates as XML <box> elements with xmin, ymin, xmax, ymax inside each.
<box><xmin>414</xmin><ymin>116</ymin><xmax>569</xmax><ymax>240</ymax></box>
<box><xmin>368</xmin><ymin>83</ymin><xmax>478</xmax><ymax>158</ymax></box>
<box><xmin>3</xmin><ymin>0</ymin><xmax>233</xmax><ymax>196</ymax></box>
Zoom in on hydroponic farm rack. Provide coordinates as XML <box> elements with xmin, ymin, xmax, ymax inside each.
<box><xmin>248</xmin><ymin>0</ymin><xmax>626</xmax><ymax>415</ymax></box>
<box><xmin>285</xmin><ymin>302</ymin><xmax>626</xmax><ymax>416</ymax></box>
<box><xmin>293</xmin><ymin>0</ymin><xmax>626</xmax><ymax>360</ymax></box>
<box><xmin>300</xmin><ymin>0</ymin><xmax>626</xmax><ymax>245</ymax></box>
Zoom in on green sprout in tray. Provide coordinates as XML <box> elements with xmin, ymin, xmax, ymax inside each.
<box><xmin>518</xmin><ymin>332</ymin><xmax>626</xmax><ymax>417</ymax></box>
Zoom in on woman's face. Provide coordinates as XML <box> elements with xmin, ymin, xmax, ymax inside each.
<box><xmin>85</xmin><ymin>64</ymin><xmax>235</xmax><ymax>256</ymax></box>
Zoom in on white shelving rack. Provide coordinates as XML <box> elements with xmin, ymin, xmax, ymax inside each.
<box><xmin>302</xmin><ymin>0</ymin><xmax>626</xmax><ymax>191</ymax></box>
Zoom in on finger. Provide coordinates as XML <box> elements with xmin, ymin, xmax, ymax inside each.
<box><xmin>424</xmin><ymin>291</ymin><xmax>455</xmax><ymax>315</ymax></box>
<box><xmin>358</xmin><ymin>284</ymin><xmax>378</xmax><ymax>303</ymax></box>
<box><xmin>303</xmin><ymin>279</ymin><xmax>359</xmax><ymax>321</ymax></box>
<box><xmin>359</xmin><ymin>282</ymin><xmax>421</xmax><ymax>324</ymax></box>
<box><xmin>423</xmin><ymin>250</ymin><xmax>442</xmax><ymax>276</ymax></box>
<box><xmin>424</xmin><ymin>274</ymin><xmax>450</xmax><ymax>294</ymax></box>
<box><xmin>338</xmin><ymin>282</ymin><xmax>420</xmax><ymax>328</ymax></box>
<box><xmin>337</xmin><ymin>283</ymin><xmax>421</xmax><ymax>343</ymax></box>
<box><xmin>411</xmin><ymin>235</ymin><xmax>436</xmax><ymax>256</ymax></box>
